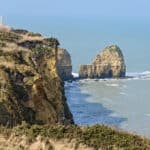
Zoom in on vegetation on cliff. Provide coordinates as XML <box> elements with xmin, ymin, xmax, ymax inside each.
<box><xmin>0</xmin><ymin>122</ymin><xmax>150</xmax><ymax>150</ymax></box>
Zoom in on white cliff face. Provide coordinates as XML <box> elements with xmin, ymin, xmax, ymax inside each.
<box><xmin>79</xmin><ymin>45</ymin><xmax>126</xmax><ymax>78</ymax></box>
<box><xmin>57</xmin><ymin>48</ymin><xmax>73</xmax><ymax>80</ymax></box>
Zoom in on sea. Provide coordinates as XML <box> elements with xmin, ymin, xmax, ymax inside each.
<box><xmin>6</xmin><ymin>15</ymin><xmax>150</xmax><ymax>137</ymax></box>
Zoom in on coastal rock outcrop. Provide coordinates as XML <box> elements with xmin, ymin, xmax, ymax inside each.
<box><xmin>79</xmin><ymin>45</ymin><xmax>126</xmax><ymax>78</ymax></box>
<box><xmin>0</xmin><ymin>28</ymin><xmax>74</xmax><ymax>126</ymax></box>
<box><xmin>57</xmin><ymin>48</ymin><xmax>73</xmax><ymax>80</ymax></box>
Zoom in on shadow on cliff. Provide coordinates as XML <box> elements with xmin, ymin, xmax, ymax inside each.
<box><xmin>65</xmin><ymin>81</ymin><xmax>127</xmax><ymax>128</ymax></box>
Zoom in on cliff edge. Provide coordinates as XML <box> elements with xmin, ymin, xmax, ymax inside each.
<box><xmin>0</xmin><ymin>28</ymin><xmax>74</xmax><ymax>126</ymax></box>
<box><xmin>79</xmin><ymin>45</ymin><xmax>126</xmax><ymax>78</ymax></box>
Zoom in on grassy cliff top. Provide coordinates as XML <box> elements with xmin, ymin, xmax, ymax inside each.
<box><xmin>0</xmin><ymin>26</ymin><xmax>60</xmax><ymax>52</ymax></box>
<box><xmin>1</xmin><ymin>122</ymin><xmax>150</xmax><ymax>150</ymax></box>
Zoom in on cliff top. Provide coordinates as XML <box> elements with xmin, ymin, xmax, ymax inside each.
<box><xmin>0</xmin><ymin>26</ymin><xmax>61</xmax><ymax>52</ymax></box>
<box><xmin>102</xmin><ymin>45</ymin><xmax>124</xmax><ymax>57</ymax></box>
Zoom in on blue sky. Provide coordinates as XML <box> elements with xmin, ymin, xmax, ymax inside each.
<box><xmin>0</xmin><ymin>0</ymin><xmax>150</xmax><ymax>72</ymax></box>
<box><xmin>1</xmin><ymin>0</ymin><xmax>150</xmax><ymax>18</ymax></box>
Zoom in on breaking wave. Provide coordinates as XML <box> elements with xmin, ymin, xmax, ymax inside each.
<box><xmin>126</xmin><ymin>71</ymin><xmax>150</xmax><ymax>79</ymax></box>
<box><xmin>72</xmin><ymin>71</ymin><xmax>150</xmax><ymax>80</ymax></box>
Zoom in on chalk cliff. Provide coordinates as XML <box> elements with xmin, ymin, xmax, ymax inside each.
<box><xmin>79</xmin><ymin>45</ymin><xmax>126</xmax><ymax>78</ymax></box>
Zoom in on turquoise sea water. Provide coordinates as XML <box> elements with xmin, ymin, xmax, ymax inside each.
<box><xmin>6</xmin><ymin>16</ymin><xmax>150</xmax><ymax>137</ymax></box>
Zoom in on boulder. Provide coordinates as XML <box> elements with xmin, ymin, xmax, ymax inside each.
<box><xmin>79</xmin><ymin>45</ymin><xmax>126</xmax><ymax>78</ymax></box>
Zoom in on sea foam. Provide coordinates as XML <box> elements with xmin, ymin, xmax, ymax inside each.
<box><xmin>72</xmin><ymin>71</ymin><xmax>150</xmax><ymax>81</ymax></box>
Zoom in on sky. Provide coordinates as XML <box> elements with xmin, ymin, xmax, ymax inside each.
<box><xmin>0</xmin><ymin>0</ymin><xmax>150</xmax><ymax>18</ymax></box>
<box><xmin>0</xmin><ymin>0</ymin><xmax>150</xmax><ymax>72</ymax></box>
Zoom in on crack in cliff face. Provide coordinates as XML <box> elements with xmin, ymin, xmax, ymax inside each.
<box><xmin>79</xmin><ymin>45</ymin><xmax>126</xmax><ymax>79</ymax></box>
<box><xmin>0</xmin><ymin>28</ymin><xmax>74</xmax><ymax>127</ymax></box>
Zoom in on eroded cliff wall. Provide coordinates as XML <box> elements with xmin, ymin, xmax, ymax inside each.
<box><xmin>0</xmin><ymin>28</ymin><xmax>74</xmax><ymax>126</ymax></box>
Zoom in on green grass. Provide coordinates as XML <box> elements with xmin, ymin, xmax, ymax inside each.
<box><xmin>28</xmin><ymin>32</ymin><xmax>42</xmax><ymax>37</ymax></box>
<box><xmin>12</xmin><ymin>29</ymin><xmax>29</xmax><ymax>35</ymax></box>
<box><xmin>1</xmin><ymin>122</ymin><xmax>147</xmax><ymax>150</ymax></box>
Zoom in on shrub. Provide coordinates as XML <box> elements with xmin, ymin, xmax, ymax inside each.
<box><xmin>12</xmin><ymin>29</ymin><xmax>29</xmax><ymax>35</ymax></box>
<box><xmin>10</xmin><ymin>123</ymin><xmax>150</xmax><ymax>150</ymax></box>
<box><xmin>31</xmin><ymin>45</ymin><xmax>53</xmax><ymax>57</ymax></box>
<box><xmin>43</xmin><ymin>38</ymin><xmax>60</xmax><ymax>48</ymax></box>
<box><xmin>28</xmin><ymin>32</ymin><xmax>42</xmax><ymax>37</ymax></box>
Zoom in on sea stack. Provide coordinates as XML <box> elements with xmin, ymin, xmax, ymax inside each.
<box><xmin>57</xmin><ymin>48</ymin><xmax>73</xmax><ymax>81</ymax></box>
<box><xmin>79</xmin><ymin>45</ymin><xmax>126</xmax><ymax>78</ymax></box>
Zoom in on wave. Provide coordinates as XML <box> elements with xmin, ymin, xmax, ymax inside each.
<box><xmin>145</xmin><ymin>114</ymin><xmax>150</xmax><ymax>117</ymax></box>
<box><xmin>120</xmin><ymin>92</ymin><xmax>128</xmax><ymax>96</ymax></box>
<box><xmin>72</xmin><ymin>72</ymin><xmax>79</xmax><ymax>78</ymax></box>
<box><xmin>72</xmin><ymin>71</ymin><xmax>150</xmax><ymax>81</ymax></box>
<box><xmin>126</xmin><ymin>71</ymin><xmax>150</xmax><ymax>79</ymax></box>
<box><xmin>106</xmin><ymin>83</ymin><xmax>119</xmax><ymax>87</ymax></box>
